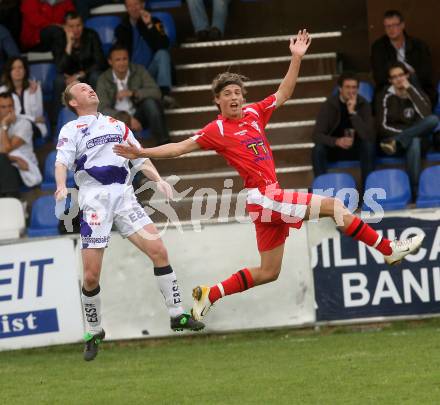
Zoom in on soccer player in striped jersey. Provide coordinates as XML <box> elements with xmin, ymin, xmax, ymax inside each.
<box><xmin>55</xmin><ymin>81</ymin><xmax>204</xmax><ymax>361</ymax></box>
<box><xmin>113</xmin><ymin>30</ymin><xmax>424</xmax><ymax>321</ymax></box>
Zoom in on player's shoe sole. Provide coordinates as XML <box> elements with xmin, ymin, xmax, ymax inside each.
<box><xmin>83</xmin><ymin>329</ymin><xmax>105</xmax><ymax>361</ymax></box>
<box><xmin>384</xmin><ymin>235</ymin><xmax>425</xmax><ymax>265</ymax></box>
<box><xmin>170</xmin><ymin>313</ymin><xmax>205</xmax><ymax>332</ymax></box>
<box><xmin>191</xmin><ymin>285</ymin><xmax>212</xmax><ymax>321</ymax></box>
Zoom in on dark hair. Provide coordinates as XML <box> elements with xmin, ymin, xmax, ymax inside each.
<box><xmin>1</xmin><ymin>56</ymin><xmax>30</xmax><ymax>92</ymax></box>
<box><xmin>387</xmin><ymin>61</ymin><xmax>409</xmax><ymax>77</ymax></box>
<box><xmin>0</xmin><ymin>91</ymin><xmax>13</xmax><ymax>101</ymax></box>
<box><xmin>63</xmin><ymin>81</ymin><xmax>81</xmax><ymax>113</ymax></box>
<box><xmin>211</xmin><ymin>72</ymin><xmax>248</xmax><ymax>96</ymax></box>
<box><xmin>337</xmin><ymin>72</ymin><xmax>359</xmax><ymax>87</ymax></box>
<box><xmin>384</xmin><ymin>9</ymin><xmax>404</xmax><ymax>22</ymax></box>
<box><xmin>108</xmin><ymin>43</ymin><xmax>130</xmax><ymax>58</ymax></box>
<box><xmin>64</xmin><ymin>11</ymin><xmax>82</xmax><ymax>22</ymax></box>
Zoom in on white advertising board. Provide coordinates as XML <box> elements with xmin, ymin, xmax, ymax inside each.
<box><xmin>0</xmin><ymin>238</ymin><xmax>83</xmax><ymax>350</ymax></box>
<box><xmin>77</xmin><ymin>222</ymin><xmax>315</xmax><ymax>340</ymax></box>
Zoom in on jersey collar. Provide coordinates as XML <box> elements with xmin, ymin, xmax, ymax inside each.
<box><xmin>76</xmin><ymin>112</ymin><xmax>101</xmax><ymax>125</ymax></box>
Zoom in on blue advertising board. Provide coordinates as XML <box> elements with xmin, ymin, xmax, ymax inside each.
<box><xmin>312</xmin><ymin>216</ymin><xmax>440</xmax><ymax>321</ymax></box>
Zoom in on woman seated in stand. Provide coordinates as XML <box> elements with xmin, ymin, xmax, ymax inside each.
<box><xmin>0</xmin><ymin>56</ymin><xmax>48</xmax><ymax>139</ymax></box>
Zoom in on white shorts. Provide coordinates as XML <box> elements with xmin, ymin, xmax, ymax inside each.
<box><xmin>78</xmin><ymin>185</ymin><xmax>152</xmax><ymax>249</ymax></box>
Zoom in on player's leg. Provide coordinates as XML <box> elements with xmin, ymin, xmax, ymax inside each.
<box><xmin>192</xmin><ymin>243</ymin><xmax>285</xmax><ymax>320</ymax></box>
<box><xmin>305</xmin><ymin>195</ymin><xmax>424</xmax><ymax>264</ymax></box>
<box><xmin>127</xmin><ymin>224</ymin><xmax>204</xmax><ymax>331</ymax></box>
<box><xmin>81</xmin><ymin>247</ymin><xmax>106</xmax><ymax>361</ymax></box>
<box><xmin>78</xmin><ymin>191</ymin><xmax>113</xmax><ymax>361</ymax></box>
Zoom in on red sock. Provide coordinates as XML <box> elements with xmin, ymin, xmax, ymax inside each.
<box><xmin>344</xmin><ymin>217</ymin><xmax>392</xmax><ymax>255</ymax></box>
<box><xmin>208</xmin><ymin>268</ymin><xmax>254</xmax><ymax>304</ymax></box>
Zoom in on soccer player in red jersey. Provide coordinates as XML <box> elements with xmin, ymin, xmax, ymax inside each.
<box><xmin>114</xmin><ymin>30</ymin><xmax>424</xmax><ymax>321</ymax></box>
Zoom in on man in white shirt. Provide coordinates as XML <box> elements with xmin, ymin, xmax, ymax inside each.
<box><xmin>55</xmin><ymin>81</ymin><xmax>204</xmax><ymax>362</ymax></box>
<box><xmin>0</xmin><ymin>92</ymin><xmax>42</xmax><ymax>196</ymax></box>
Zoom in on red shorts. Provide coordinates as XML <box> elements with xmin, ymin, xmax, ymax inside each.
<box><xmin>246</xmin><ymin>187</ymin><xmax>312</xmax><ymax>252</ymax></box>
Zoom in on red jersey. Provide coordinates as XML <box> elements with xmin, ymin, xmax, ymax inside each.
<box><xmin>192</xmin><ymin>94</ymin><xmax>278</xmax><ymax>189</ymax></box>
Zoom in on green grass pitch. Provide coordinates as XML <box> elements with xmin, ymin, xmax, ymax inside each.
<box><xmin>2</xmin><ymin>318</ymin><xmax>440</xmax><ymax>404</ymax></box>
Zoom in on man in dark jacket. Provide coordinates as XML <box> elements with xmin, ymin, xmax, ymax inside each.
<box><xmin>96</xmin><ymin>44</ymin><xmax>170</xmax><ymax>145</ymax></box>
<box><xmin>115</xmin><ymin>0</ymin><xmax>175</xmax><ymax>106</ymax></box>
<box><xmin>312</xmin><ymin>73</ymin><xmax>376</xmax><ymax>186</ymax></box>
<box><xmin>52</xmin><ymin>11</ymin><xmax>107</xmax><ymax>119</ymax></box>
<box><xmin>371</xmin><ymin>9</ymin><xmax>437</xmax><ymax>106</ymax></box>
<box><xmin>377</xmin><ymin>62</ymin><xmax>439</xmax><ymax>195</ymax></box>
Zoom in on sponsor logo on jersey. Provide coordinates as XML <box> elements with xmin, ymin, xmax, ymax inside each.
<box><xmin>86</xmin><ymin>134</ymin><xmax>122</xmax><ymax>149</ymax></box>
<box><xmin>77</xmin><ymin>124</ymin><xmax>87</xmax><ymax>128</ymax></box>
<box><xmin>80</xmin><ymin>127</ymin><xmax>91</xmax><ymax>136</ymax></box>
<box><xmin>234</xmin><ymin>129</ymin><xmax>248</xmax><ymax>136</ymax></box>
<box><xmin>81</xmin><ymin>236</ymin><xmax>110</xmax><ymax>244</ymax></box>
<box><xmin>89</xmin><ymin>212</ymin><xmax>101</xmax><ymax>226</ymax></box>
<box><xmin>251</xmin><ymin>120</ymin><xmax>261</xmax><ymax>134</ymax></box>
<box><xmin>57</xmin><ymin>137</ymin><xmax>69</xmax><ymax>147</ymax></box>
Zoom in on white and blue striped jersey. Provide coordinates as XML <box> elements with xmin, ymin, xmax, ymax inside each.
<box><xmin>56</xmin><ymin>113</ymin><xmax>145</xmax><ymax>189</ymax></box>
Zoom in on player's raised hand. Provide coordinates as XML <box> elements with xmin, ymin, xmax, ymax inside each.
<box><xmin>290</xmin><ymin>29</ymin><xmax>311</xmax><ymax>58</ymax></box>
<box><xmin>113</xmin><ymin>140</ymin><xmax>142</xmax><ymax>160</ymax></box>
<box><xmin>156</xmin><ymin>179</ymin><xmax>174</xmax><ymax>200</ymax></box>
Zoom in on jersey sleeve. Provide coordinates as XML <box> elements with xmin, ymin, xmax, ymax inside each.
<box><xmin>56</xmin><ymin>125</ymin><xmax>77</xmax><ymax>171</ymax></box>
<box><xmin>190</xmin><ymin>121</ymin><xmax>226</xmax><ymax>152</ymax></box>
<box><xmin>245</xmin><ymin>94</ymin><xmax>277</xmax><ymax>128</ymax></box>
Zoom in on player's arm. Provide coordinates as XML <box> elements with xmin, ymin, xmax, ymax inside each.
<box><xmin>113</xmin><ymin>137</ymin><xmax>201</xmax><ymax>160</ymax></box>
<box><xmin>138</xmin><ymin>158</ymin><xmax>175</xmax><ymax>198</ymax></box>
<box><xmin>274</xmin><ymin>29</ymin><xmax>311</xmax><ymax>108</ymax></box>
<box><xmin>54</xmin><ymin>161</ymin><xmax>68</xmax><ymax>201</ymax></box>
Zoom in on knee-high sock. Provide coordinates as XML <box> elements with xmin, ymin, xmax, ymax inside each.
<box><xmin>208</xmin><ymin>268</ymin><xmax>254</xmax><ymax>304</ymax></box>
<box><xmin>154</xmin><ymin>265</ymin><xmax>184</xmax><ymax>318</ymax></box>
<box><xmin>344</xmin><ymin>217</ymin><xmax>392</xmax><ymax>255</ymax></box>
<box><xmin>81</xmin><ymin>285</ymin><xmax>102</xmax><ymax>334</ymax></box>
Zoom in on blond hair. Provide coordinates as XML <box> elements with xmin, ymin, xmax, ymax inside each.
<box><xmin>63</xmin><ymin>80</ymin><xmax>81</xmax><ymax>113</ymax></box>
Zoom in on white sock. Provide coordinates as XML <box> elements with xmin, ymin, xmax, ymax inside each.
<box><xmin>154</xmin><ymin>265</ymin><xmax>184</xmax><ymax>318</ymax></box>
<box><xmin>81</xmin><ymin>285</ymin><xmax>102</xmax><ymax>334</ymax></box>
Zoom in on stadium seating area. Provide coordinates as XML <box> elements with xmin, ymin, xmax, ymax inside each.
<box><xmin>0</xmin><ymin>0</ymin><xmax>439</xmax><ymax>239</ymax></box>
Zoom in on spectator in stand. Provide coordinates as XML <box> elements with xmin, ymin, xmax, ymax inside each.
<box><xmin>377</xmin><ymin>62</ymin><xmax>439</xmax><ymax>197</ymax></box>
<box><xmin>20</xmin><ymin>0</ymin><xmax>75</xmax><ymax>51</ymax></box>
<box><xmin>0</xmin><ymin>24</ymin><xmax>20</xmax><ymax>71</ymax></box>
<box><xmin>0</xmin><ymin>92</ymin><xmax>42</xmax><ymax>197</ymax></box>
<box><xmin>115</xmin><ymin>0</ymin><xmax>176</xmax><ymax>107</ymax></box>
<box><xmin>371</xmin><ymin>9</ymin><xmax>437</xmax><ymax>106</ymax></box>
<box><xmin>312</xmin><ymin>72</ymin><xmax>375</xmax><ymax>187</ymax></box>
<box><xmin>52</xmin><ymin>11</ymin><xmax>107</xmax><ymax>119</ymax></box>
<box><xmin>96</xmin><ymin>44</ymin><xmax>170</xmax><ymax>145</ymax></box>
<box><xmin>186</xmin><ymin>0</ymin><xmax>231</xmax><ymax>41</ymax></box>
<box><xmin>0</xmin><ymin>56</ymin><xmax>48</xmax><ymax>139</ymax></box>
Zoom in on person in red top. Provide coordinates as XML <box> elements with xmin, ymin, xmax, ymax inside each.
<box><xmin>114</xmin><ymin>30</ymin><xmax>424</xmax><ymax>321</ymax></box>
<box><xmin>20</xmin><ymin>0</ymin><xmax>75</xmax><ymax>51</ymax></box>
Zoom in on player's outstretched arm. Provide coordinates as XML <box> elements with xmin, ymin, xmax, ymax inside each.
<box><xmin>113</xmin><ymin>137</ymin><xmax>200</xmax><ymax>160</ymax></box>
<box><xmin>274</xmin><ymin>29</ymin><xmax>311</xmax><ymax>108</ymax></box>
